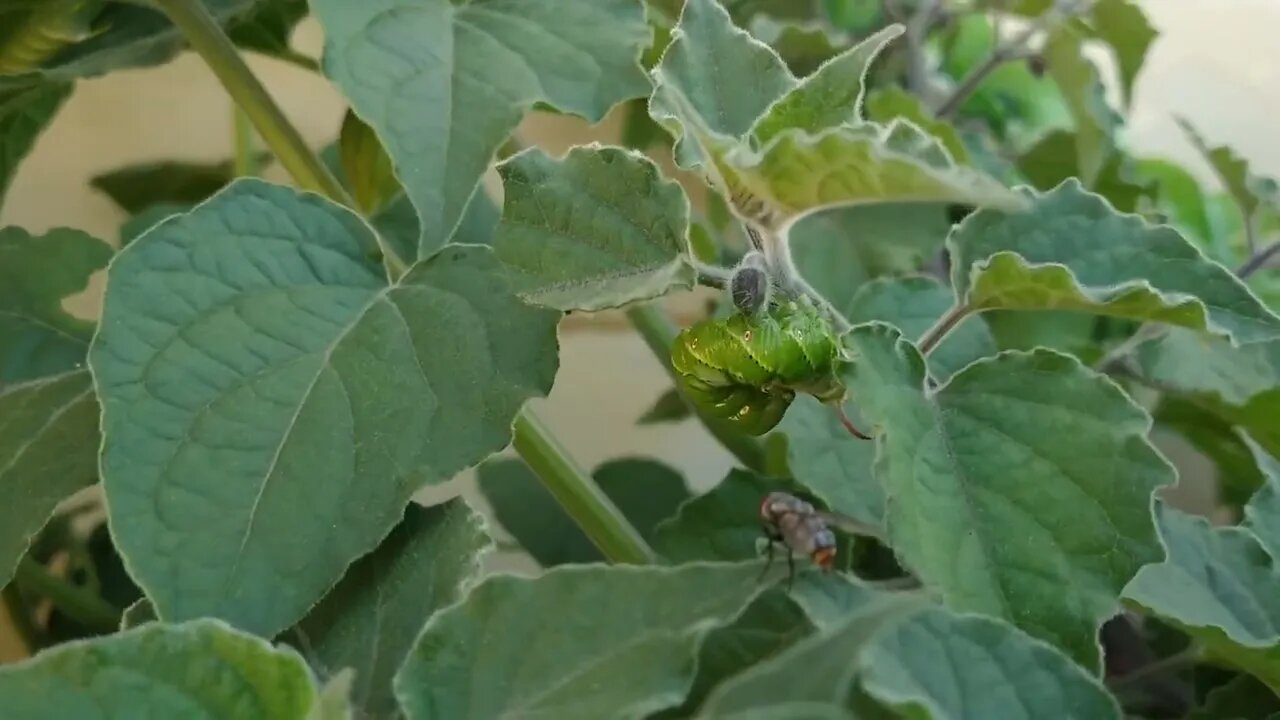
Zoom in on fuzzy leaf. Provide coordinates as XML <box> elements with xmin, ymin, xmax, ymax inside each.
<box><xmin>292</xmin><ymin>500</ymin><xmax>489</xmax><ymax>720</ymax></box>
<box><xmin>1243</xmin><ymin>436</ymin><xmax>1280</xmax><ymax>562</ymax></box>
<box><xmin>649</xmin><ymin>0</ymin><xmax>795</xmax><ymax>170</ymax></box>
<box><xmin>89</xmin><ymin>158</ymin><xmax>249</xmax><ymax>215</ymax></box>
<box><xmin>950</xmin><ymin>180</ymin><xmax>1280</xmax><ymax>344</ymax></box>
<box><xmin>1090</xmin><ymin>0</ymin><xmax>1156</xmax><ymax>108</ymax></box>
<box><xmin>1179</xmin><ymin>118</ymin><xmax>1277</xmax><ymax>232</ymax></box>
<box><xmin>0</xmin><ymin>79</ymin><xmax>70</xmax><ymax>210</ymax></box>
<box><xmin>779</xmin><ymin>396</ymin><xmax>882</xmax><ymax>530</ymax></box>
<box><xmin>638</xmin><ymin>388</ymin><xmax>692</xmax><ymax>425</ymax></box>
<box><xmin>790</xmin><ymin>203</ymin><xmax>950</xmax><ymax>311</ymax></box>
<box><xmin>857</xmin><ymin>609</ymin><xmax>1122</xmax><ymax>719</ymax></box>
<box><xmin>1125</xmin><ymin>503</ymin><xmax>1280</xmax><ymax>692</ymax></box>
<box><xmin>865</xmin><ymin>86</ymin><xmax>969</xmax><ymax>164</ymax></box>
<box><xmin>89</xmin><ymin>179</ymin><xmax>559</xmax><ymax>637</ymax></box>
<box><xmin>338</xmin><ymin>109</ymin><xmax>400</xmax><ymax>217</ymax></box>
<box><xmin>0</xmin><ymin>371</ymin><xmax>98</xmax><ymax>587</ymax></box>
<box><xmin>0</xmin><ymin>0</ymin><xmax>262</xmax><ymax>81</ymax></box>
<box><xmin>0</xmin><ymin>619</ymin><xmax>333</xmax><ymax>718</ymax></box>
<box><xmin>722</xmin><ymin>121</ymin><xmax>1026</xmax><ymax>229</ymax></box>
<box><xmin>494</xmin><ymin>146</ymin><xmax>694</xmax><ymax>311</ymax></box>
<box><xmin>479</xmin><ymin>457</ymin><xmax>689</xmax><ymax>567</ymax></box>
<box><xmin>844</xmin><ymin>323</ymin><xmax>1173</xmax><ymax>669</ymax></box>
<box><xmin>847</xmin><ymin>275</ymin><xmax>996</xmax><ymax>381</ymax></box>
<box><xmin>312</xmin><ymin>0</ymin><xmax>650</xmax><ymax>257</ymax></box>
<box><xmin>652</xmin><ymin>469</ymin><xmax>781</xmax><ymax>562</ymax></box>
<box><xmin>393</xmin><ymin>562</ymin><xmax>772</xmax><ymax>719</ymax></box>
<box><xmin>749</xmin><ymin>24</ymin><xmax>901</xmax><ymax>144</ymax></box>
<box><xmin>1137</xmin><ymin>330</ymin><xmax>1280</xmax><ymax>407</ymax></box>
<box><xmin>0</xmin><ymin>226</ymin><xmax>112</xmax><ymax>383</ymax></box>
<box><xmin>1044</xmin><ymin>26</ymin><xmax>1117</xmax><ymax>185</ymax></box>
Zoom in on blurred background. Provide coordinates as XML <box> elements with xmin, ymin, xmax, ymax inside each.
<box><xmin>2</xmin><ymin>0</ymin><xmax>1278</xmax><ymax>659</ymax></box>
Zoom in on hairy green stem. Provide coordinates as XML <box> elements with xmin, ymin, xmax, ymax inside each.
<box><xmin>152</xmin><ymin>0</ymin><xmax>354</xmax><ymax>209</ymax></box>
<box><xmin>156</xmin><ymin>0</ymin><xmax>651</xmax><ymax>565</ymax></box>
<box><xmin>1238</xmin><ymin>238</ymin><xmax>1280</xmax><ymax>278</ymax></box>
<box><xmin>232</xmin><ymin>107</ymin><xmax>260</xmax><ymax>177</ymax></box>
<box><xmin>512</xmin><ymin>410</ymin><xmax>655</xmax><ymax>564</ymax></box>
<box><xmin>626</xmin><ymin>304</ymin><xmax>768</xmax><ymax>472</ymax></box>
<box><xmin>916</xmin><ymin>303</ymin><xmax>972</xmax><ymax>355</ymax></box>
<box><xmin>15</xmin><ymin>556</ymin><xmax>119</xmax><ymax>632</ymax></box>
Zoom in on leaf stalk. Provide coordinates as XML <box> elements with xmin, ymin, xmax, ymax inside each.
<box><xmin>14</xmin><ymin>556</ymin><xmax>119</xmax><ymax>632</ymax></box>
<box><xmin>916</xmin><ymin>303</ymin><xmax>972</xmax><ymax>355</ymax></box>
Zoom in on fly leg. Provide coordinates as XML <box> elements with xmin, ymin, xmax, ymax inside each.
<box><xmin>785</xmin><ymin>548</ymin><xmax>796</xmax><ymax>592</ymax></box>
<box><xmin>758</xmin><ymin>525</ymin><xmax>783</xmax><ymax>583</ymax></box>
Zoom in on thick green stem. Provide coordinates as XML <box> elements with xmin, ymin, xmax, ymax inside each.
<box><xmin>153</xmin><ymin>0</ymin><xmax>354</xmax><ymax>209</ymax></box>
<box><xmin>626</xmin><ymin>304</ymin><xmax>767</xmax><ymax>472</ymax></box>
<box><xmin>156</xmin><ymin>0</ymin><xmax>649</xmax><ymax>565</ymax></box>
<box><xmin>512</xmin><ymin>410</ymin><xmax>655</xmax><ymax>564</ymax></box>
<box><xmin>15</xmin><ymin>556</ymin><xmax>119</xmax><ymax>632</ymax></box>
<box><xmin>232</xmin><ymin>107</ymin><xmax>260</xmax><ymax>177</ymax></box>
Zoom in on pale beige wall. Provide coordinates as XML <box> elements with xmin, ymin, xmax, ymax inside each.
<box><xmin>3</xmin><ymin>0</ymin><xmax>1279</xmax><ymax>659</ymax></box>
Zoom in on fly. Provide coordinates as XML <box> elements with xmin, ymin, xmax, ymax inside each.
<box><xmin>758</xmin><ymin>491</ymin><xmax>881</xmax><ymax>589</ymax></box>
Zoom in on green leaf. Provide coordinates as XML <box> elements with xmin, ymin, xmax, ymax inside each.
<box><xmin>292</xmin><ymin>499</ymin><xmax>489</xmax><ymax>720</ymax></box>
<box><xmin>1133</xmin><ymin>158</ymin><xmax>1216</xmax><ymax>247</ymax></box>
<box><xmin>119</xmin><ymin>202</ymin><xmax>190</xmax><ymax>245</ymax></box>
<box><xmin>1189</xmin><ymin>673</ymin><xmax>1280</xmax><ymax>720</ymax></box>
<box><xmin>649</xmin><ymin>0</ymin><xmax>795</xmax><ymax>170</ymax></box>
<box><xmin>89</xmin><ymin>179</ymin><xmax>559</xmax><ymax>637</ymax></box>
<box><xmin>1153</xmin><ymin>395</ymin><xmax>1265</xmax><ymax>507</ymax></box>
<box><xmin>1090</xmin><ymin>0</ymin><xmax>1156</xmax><ymax>109</ymax></box>
<box><xmin>1137</xmin><ymin>329</ymin><xmax>1280</xmax><ymax>407</ymax></box>
<box><xmin>779</xmin><ymin>396</ymin><xmax>882</xmax><ymax>530</ymax></box>
<box><xmin>1243</xmin><ymin>436</ymin><xmax>1280</xmax><ymax>561</ymax></box>
<box><xmin>747</xmin><ymin>16</ymin><xmax>844</xmax><ymax>78</ymax></box>
<box><xmin>227</xmin><ymin>0</ymin><xmax>309</xmax><ymax>60</ymax></box>
<box><xmin>0</xmin><ymin>1</ymin><xmax>260</xmax><ymax>81</ymax></box>
<box><xmin>0</xmin><ymin>619</ymin><xmax>332</xmax><ymax>718</ymax></box>
<box><xmin>652</xmin><ymin>469</ymin><xmax>782</xmax><ymax>562</ymax></box>
<box><xmin>843</xmin><ymin>323</ymin><xmax>1173</xmax><ymax>669</ymax></box>
<box><xmin>1043</xmin><ymin>26</ymin><xmax>1117</xmax><ymax>186</ymax></box>
<box><xmin>723</xmin><ymin>121</ymin><xmax>1026</xmax><ymax>229</ymax></box>
<box><xmin>864</xmin><ymin>86</ymin><xmax>969</xmax><ymax>164</ymax></box>
<box><xmin>0</xmin><ymin>226</ymin><xmax>112</xmax><ymax>383</ymax></box>
<box><xmin>89</xmin><ymin>157</ymin><xmax>250</xmax><ymax>214</ymax></box>
<box><xmin>789</xmin><ymin>203</ymin><xmax>950</xmax><ymax>311</ymax></box>
<box><xmin>950</xmin><ymin>180</ymin><xmax>1280</xmax><ymax>344</ymax></box>
<box><xmin>337</xmin><ymin>109</ymin><xmax>400</xmax><ymax>217</ymax></box>
<box><xmin>1179</xmin><ymin>118</ymin><xmax>1277</xmax><ymax>235</ymax></box>
<box><xmin>479</xmin><ymin>457</ymin><xmax>690</xmax><ymax>567</ymax></box>
<box><xmin>1125</xmin><ymin>502</ymin><xmax>1280</xmax><ymax>692</ymax></box>
<box><xmin>1017</xmin><ymin>131</ymin><xmax>1149</xmax><ymax>213</ymax></box>
<box><xmin>699</xmin><ymin>580</ymin><xmax>916</xmax><ymax>714</ymax></box>
<box><xmin>661</xmin><ymin>588</ymin><xmax>814</xmax><ymax>717</ymax></box>
<box><xmin>639</xmin><ymin>387</ymin><xmax>692</xmax><ymax>424</ymax></box>
<box><xmin>0</xmin><ymin>79</ymin><xmax>70</xmax><ymax>211</ymax></box>
<box><xmin>0</xmin><ymin>371</ymin><xmax>98</xmax><ymax>587</ymax></box>
<box><xmin>393</xmin><ymin>561</ymin><xmax>773</xmax><ymax>719</ymax></box>
<box><xmin>312</xmin><ymin>0</ymin><xmax>650</xmax><ymax>257</ymax></box>
<box><xmin>857</xmin><ymin>609</ymin><xmax>1122</xmax><ymax>719</ymax></box>
<box><xmin>494</xmin><ymin>145</ymin><xmax>695</xmax><ymax>311</ymax></box>
<box><xmin>846</xmin><ymin>275</ymin><xmax>997</xmax><ymax>381</ymax></box>
<box><xmin>749</xmin><ymin>24</ymin><xmax>902</xmax><ymax>145</ymax></box>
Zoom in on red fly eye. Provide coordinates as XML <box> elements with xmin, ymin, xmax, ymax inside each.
<box><xmin>812</xmin><ymin>547</ymin><xmax>836</xmax><ymax>570</ymax></box>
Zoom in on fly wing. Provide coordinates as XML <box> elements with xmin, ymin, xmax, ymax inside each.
<box><xmin>814</xmin><ymin>509</ymin><xmax>884</xmax><ymax>541</ymax></box>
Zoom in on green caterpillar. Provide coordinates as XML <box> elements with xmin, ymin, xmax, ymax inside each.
<box><xmin>0</xmin><ymin>0</ymin><xmax>103</xmax><ymax>75</ymax></box>
<box><xmin>671</xmin><ymin>295</ymin><xmax>845</xmax><ymax>436</ymax></box>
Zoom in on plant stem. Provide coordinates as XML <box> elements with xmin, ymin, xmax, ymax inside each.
<box><xmin>156</xmin><ymin>0</ymin><xmax>650</xmax><ymax>565</ymax></box>
<box><xmin>512</xmin><ymin>410</ymin><xmax>655</xmax><ymax>564</ymax></box>
<box><xmin>916</xmin><ymin>303</ymin><xmax>972</xmax><ymax>355</ymax></box>
<box><xmin>935</xmin><ymin>0</ymin><xmax>1091</xmax><ymax>119</ymax></box>
<box><xmin>1093</xmin><ymin>323</ymin><xmax>1165</xmax><ymax>373</ymax></box>
<box><xmin>626</xmin><ymin>304</ymin><xmax>768</xmax><ymax>472</ymax></box>
<box><xmin>1108</xmin><ymin>645</ymin><xmax>1200</xmax><ymax>691</ymax></box>
<box><xmin>232</xmin><ymin>107</ymin><xmax>260</xmax><ymax>177</ymax></box>
<box><xmin>1237</xmin><ymin>238</ymin><xmax>1280</xmax><ymax>278</ymax></box>
<box><xmin>153</xmin><ymin>0</ymin><xmax>353</xmax><ymax>209</ymax></box>
<box><xmin>14</xmin><ymin>556</ymin><xmax>119</xmax><ymax>632</ymax></box>
<box><xmin>903</xmin><ymin>0</ymin><xmax>941</xmax><ymax>96</ymax></box>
